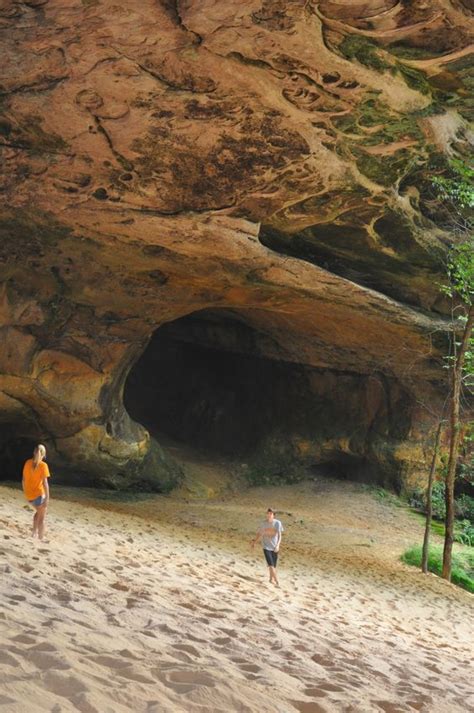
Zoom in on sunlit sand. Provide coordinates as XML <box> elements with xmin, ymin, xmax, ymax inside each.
<box><xmin>1</xmin><ymin>479</ymin><xmax>472</xmax><ymax>712</ymax></box>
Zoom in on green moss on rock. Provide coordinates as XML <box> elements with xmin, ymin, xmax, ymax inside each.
<box><xmin>355</xmin><ymin>149</ymin><xmax>414</xmax><ymax>187</ymax></box>
<box><xmin>397</xmin><ymin>64</ymin><xmax>431</xmax><ymax>96</ymax></box>
<box><xmin>339</xmin><ymin>35</ymin><xmax>391</xmax><ymax>73</ymax></box>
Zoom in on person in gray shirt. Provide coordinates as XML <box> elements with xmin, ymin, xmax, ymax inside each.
<box><xmin>251</xmin><ymin>508</ymin><xmax>284</xmax><ymax>586</ymax></box>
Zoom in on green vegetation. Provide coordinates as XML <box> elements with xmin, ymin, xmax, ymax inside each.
<box><xmin>355</xmin><ymin>148</ymin><xmax>413</xmax><ymax>186</ymax></box>
<box><xmin>364</xmin><ymin>485</ymin><xmax>404</xmax><ymax>508</ymax></box>
<box><xmin>409</xmin><ymin>481</ymin><xmax>447</xmax><ymax>520</ymax></box>
<box><xmin>409</xmin><ymin>484</ymin><xmax>474</xmax><ymax>545</ymax></box>
<box><xmin>455</xmin><ymin>520</ymin><xmax>474</xmax><ymax>547</ymax></box>
<box><xmin>402</xmin><ymin>544</ymin><xmax>474</xmax><ymax>593</ymax></box>
<box><xmin>332</xmin><ymin>92</ymin><xmax>425</xmax><ymax>187</ymax></box>
<box><xmin>388</xmin><ymin>45</ymin><xmax>442</xmax><ymax>61</ymax></box>
<box><xmin>339</xmin><ymin>35</ymin><xmax>432</xmax><ymax>97</ymax></box>
<box><xmin>433</xmin><ymin>158</ymin><xmax>474</xmax><ymax>220</ymax></box>
<box><xmin>396</xmin><ymin>64</ymin><xmax>431</xmax><ymax>95</ymax></box>
<box><xmin>424</xmin><ymin>158</ymin><xmax>474</xmax><ymax>580</ymax></box>
<box><xmin>339</xmin><ymin>35</ymin><xmax>391</xmax><ymax>73</ymax></box>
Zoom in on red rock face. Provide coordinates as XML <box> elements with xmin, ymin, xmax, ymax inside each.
<box><xmin>0</xmin><ymin>1</ymin><xmax>472</xmax><ymax>488</ymax></box>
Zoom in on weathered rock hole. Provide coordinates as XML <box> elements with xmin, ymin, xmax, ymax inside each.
<box><xmin>124</xmin><ymin>310</ymin><xmax>411</xmax><ymax>489</ymax></box>
<box><xmin>322</xmin><ymin>72</ymin><xmax>340</xmax><ymax>84</ymax></box>
<box><xmin>92</xmin><ymin>187</ymin><xmax>108</xmax><ymax>200</ymax></box>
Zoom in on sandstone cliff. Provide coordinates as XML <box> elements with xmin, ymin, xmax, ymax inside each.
<box><xmin>0</xmin><ymin>1</ymin><xmax>473</xmax><ymax>489</ymax></box>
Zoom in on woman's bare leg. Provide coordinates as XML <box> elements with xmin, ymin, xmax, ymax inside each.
<box><xmin>32</xmin><ymin>504</ymin><xmax>47</xmax><ymax>540</ymax></box>
<box><xmin>32</xmin><ymin>510</ymin><xmax>39</xmax><ymax>537</ymax></box>
<box><xmin>38</xmin><ymin>507</ymin><xmax>47</xmax><ymax>540</ymax></box>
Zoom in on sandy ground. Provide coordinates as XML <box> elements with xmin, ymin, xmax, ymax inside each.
<box><xmin>0</xmin><ymin>477</ymin><xmax>473</xmax><ymax>713</ymax></box>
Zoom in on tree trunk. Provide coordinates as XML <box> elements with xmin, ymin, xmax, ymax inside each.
<box><xmin>442</xmin><ymin>305</ymin><xmax>474</xmax><ymax>580</ymax></box>
<box><xmin>422</xmin><ymin>420</ymin><xmax>443</xmax><ymax>574</ymax></box>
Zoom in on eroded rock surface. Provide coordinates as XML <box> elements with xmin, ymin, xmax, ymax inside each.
<box><xmin>0</xmin><ymin>1</ymin><xmax>472</xmax><ymax>489</ymax></box>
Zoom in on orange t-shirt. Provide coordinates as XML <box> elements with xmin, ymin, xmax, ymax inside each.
<box><xmin>22</xmin><ymin>459</ymin><xmax>50</xmax><ymax>501</ymax></box>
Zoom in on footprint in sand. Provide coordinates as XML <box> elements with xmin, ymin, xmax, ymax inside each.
<box><xmin>156</xmin><ymin>623</ymin><xmax>180</xmax><ymax>636</ymax></box>
<box><xmin>177</xmin><ymin>601</ymin><xmax>197</xmax><ymax>611</ymax></box>
<box><xmin>117</xmin><ymin>667</ymin><xmax>155</xmax><ymax>684</ymax></box>
<box><xmin>218</xmin><ymin>627</ymin><xmax>237</xmax><ymax>637</ymax></box>
<box><xmin>238</xmin><ymin>662</ymin><xmax>261</xmax><ymax>676</ymax></box>
<box><xmin>294</xmin><ymin>643</ymin><xmax>310</xmax><ymax>652</ymax></box>
<box><xmin>106</xmin><ymin>614</ymin><xmax>121</xmax><ymax>626</ymax></box>
<box><xmin>0</xmin><ymin>650</ymin><xmax>20</xmax><ymax>667</ymax></box>
<box><xmin>141</xmin><ymin>630</ymin><xmax>157</xmax><ymax>639</ymax></box>
<box><xmin>0</xmin><ymin>695</ymin><xmax>16</xmax><ymax>707</ymax></box>
<box><xmin>71</xmin><ymin>690</ymin><xmax>102</xmax><ymax>713</ymax></box>
<box><xmin>213</xmin><ymin>636</ymin><xmax>232</xmax><ymax>646</ymax></box>
<box><xmin>406</xmin><ymin>698</ymin><xmax>434</xmax><ymax>711</ymax></box>
<box><xmin>291</xmin><ymin>701</ymin><xmax>330</xmax><ymax>713</ymax></box>
<box><xmin>311</xmin><ymin>653</ymin><xmax>335</xmax><ymax>668</ymax></box>
<box><xmin>157</xmin><ymin>668</ymin><xmax>216</xmax><ymax>694</ymax></box>
<box><xmin>172</xmin><ymin>644</ymin><xmax>201</xmax><ymax>658</ymax></box>
<box><xmin>89</xmin><ymin>654</ymin><xmax>133</xmax><ymax>670</ymax></box>
<box><xmin>304</xmin><ymin>688</ymin><xmax>327</xmax><ymax>698</ymax></box>
<box><xmin>8</xmin><ymin>594</ymin><xmax>27</xmax><ymax>603</ymax></box>
<box><xmin>53</xmin><ymin>589</ymin><xmax>72</xmax><ymax>604</ymax></box>
<box><xmin>10</xmin><ymin>633</ymin><xmax>36</xmax><ymax>644</ymax></box>
<box><xmin>318</xmin><ymin>682</ymin><xmax>344</xmax><ymax>692</ymax></box>
<box><xmin>374</xmin><ymin>702</ymin><xmax>411</xmax><ymax>713</ymax></box>
<box><xmin>18</xmin><ymin>563</ymin><xmax>35</xmax><ymax>573</ymax></box>
<box><xmin>42</xmin><ymin>671</ymin><xmax>88</xmax><ymax>698</ymax></box>
<box><xmin>25</xmin><ymin>650</ymin><xmax>70</xmax><ymax>671</ymax></box>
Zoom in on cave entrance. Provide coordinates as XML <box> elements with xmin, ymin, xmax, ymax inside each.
<box><xmin>124</xmin><ymin>310</ymin><xmax>410</xmax><ymax>488</ymax></box>
<box><xmin>124</xmin><ymin>310</ymin><xmax>285</xmax><ymax>458</ymax></box>
<box><xmin>0</xmin><ymin>431</ymin><xmax>38</xmax><ymax>482</ymax></box>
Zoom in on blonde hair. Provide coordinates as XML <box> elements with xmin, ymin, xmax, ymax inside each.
<box><xmin>33</xmin><ymin>444</ymin><xmax>46</xmax><ymax>468</ymax></box>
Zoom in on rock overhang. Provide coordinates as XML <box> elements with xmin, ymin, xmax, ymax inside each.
<box><xmin>0</xmin><ymin>0</ymin><xmax>472</xmax><ymax>488</ymax></box>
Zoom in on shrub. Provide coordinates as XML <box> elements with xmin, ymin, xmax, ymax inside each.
<box><xmin>408</xmin><ymin>487</ymin><xmax>425</xmax><ymax>511</ymax></box>
<box><xmin>407</xmin><ymin>483</ymin><xmax>474</xmax><ymax>525</ymax></box>
<box><xmin>402</xmin><ymin>544</ymin><xmax>474</xmax><ymax>593</ymax></box>
<box><xmin>431</xmin><ymin>481</ymin><xmax>447</xmax><ymax>519</ymax></box>
<box><xmin>454</xmin><ymin>520</ymin><xmax>474</xmax><ymax>547</ymax></box>
<box><xmin>455</xmin><ymin>493</ymin><xmax>474</xmax><ymax>520</ymax></box>
<box><xmin>408</xmin><ymin>481</ymin><xmax>446</xmax><ymax>518</ymax></box>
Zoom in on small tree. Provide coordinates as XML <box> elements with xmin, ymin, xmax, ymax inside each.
<box><xmin>432</xmin><ymin>160</ymin><xmax>474</xmax><ymax>581</ymax></box>
<box><xmin>421</xmin><ymin>420</ymin><xmax>443</xmax><ymax>574</ymax></box>
<box><xmin>441</xmin><ymin>243</ymin><xmax>474</xmax><ymax>579</ymax></box>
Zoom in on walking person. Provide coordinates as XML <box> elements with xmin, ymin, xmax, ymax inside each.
<box><xmin>251</xmin><ymin>508</ymin><xmax>284</xmax><ymax>586</ymax></box>
<box><xmin>22</xmin><ymin>444</ymin><xmax>50</xmax><ymax>540</ymax></box>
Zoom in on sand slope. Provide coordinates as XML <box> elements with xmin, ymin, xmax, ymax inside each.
<box><xmin>0</xmin><ymin>480</ymin><xmax>472</xmax><ymax>713</ymax></box>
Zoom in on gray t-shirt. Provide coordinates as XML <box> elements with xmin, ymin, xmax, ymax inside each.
<box><xmin>260</xmin><ymin>519</ymin><xmax>283</xmax><ymax>551</ymax></box>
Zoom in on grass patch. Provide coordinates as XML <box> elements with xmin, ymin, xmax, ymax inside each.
<box><xmin>409</xmin><ymin>509</ymin><xmax>446</xmax><ymax>537</ymax></box>
<box><xmin>430</xmin><ymin>519</ymin><xmax>445</xmax><ymax>537</ymax></box>
<box><xmin>364</xmin><ymin>485</ymin><xmax>404</xmax><ymax>507</ymax></box>
<box><xmin>402</xmin><ymin>544</ymin><xmax>474</xmax><ymax>593</ymax></box>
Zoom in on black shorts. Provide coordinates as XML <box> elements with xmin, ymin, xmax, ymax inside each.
<box><xmin>263</xmin><ymin>549</ymin><xmax>278</xmax><ymax>567</ymax></box>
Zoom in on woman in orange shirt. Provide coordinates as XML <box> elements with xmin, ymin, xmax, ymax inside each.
<box><xmin>22</xmin><ymin>444</ymin><xmax>50</xmax><ymax>540</ymax></box>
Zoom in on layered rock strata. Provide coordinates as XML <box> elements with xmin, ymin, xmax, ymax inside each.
<box><xmin>0</xmin><ymin>1</ymin><xmax>472</xmax><ymax>489</ymax></box>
